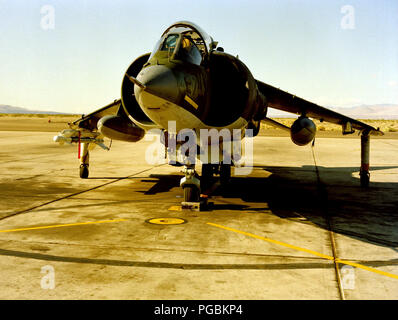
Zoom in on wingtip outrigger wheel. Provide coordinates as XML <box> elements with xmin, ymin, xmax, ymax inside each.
<box><xmin>360</xmin><ymin>131</ymin><xmax>370</xmax><ymax>187</ymax></box>
<box><xmin>79</xmin><ymin>164</ymin><xmax>89</xmax><ymax>179</ymax></box>
<box><xmin>79</xmin><ymin>141</ymin><xmax>90</xmax><ymax>179</ymax></box>
<box><xmin>360</xmin><ymin>170</ymin><xmax>370</xmax><ymax>188</ymax></box>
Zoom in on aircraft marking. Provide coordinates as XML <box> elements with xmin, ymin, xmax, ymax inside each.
<box><xmin>168</xmin><ymin>206</ymin><xmax>182</xmax><ymax>211</ymax></box>
<box><xmin>0</xmin><ymin>219</ymin><xmax>127</xmax><ymax>233</ymax></box>
<box><xmin>184</xmin><ymin>95</ymin><xmax>199</xmax><ymax>109</ymax></box>
<box><xmin>147</xmin><ymin>218</ymin><xmax>187</xmax><ymax>225</ymax></box>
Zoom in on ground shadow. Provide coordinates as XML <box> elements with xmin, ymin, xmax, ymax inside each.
<box><xmin>0</xmin><ymin>247</ymin><xmax>396</xmax><ymax>270</ymax></box>
<box><xmin>143</xmin><ymin>165</ymin><xmax>398</xmax><ymax>251</ymax></box>
<box><xmin>1</xmin><ymin>165</ymin><xmax>397</xmax><ymax>271</ymax></box>
<box><xmin>140</xmin><ymin>174</ymin><xmax>181</xmax><ymax>195</ymax></box>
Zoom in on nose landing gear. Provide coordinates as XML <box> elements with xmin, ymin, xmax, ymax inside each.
<box><xmin>180</xmin><ymin>162</ymin><xmax>232</xmax><ymax>206</ymax></box>
<box><xmin>180</xmin><ymin>165</ymin><xmax>201</xmax><ymax>202</ymax></box>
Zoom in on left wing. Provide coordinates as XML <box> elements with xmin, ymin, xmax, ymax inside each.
<box><xmin>53</xmin><ymin>99</ymin><xmax>122</xmax><ymax>150</ymax></box>
<box><xmin>256</xmin><ymin>80</ymin><xmax>383</xmax><ymax>136</ymax></box>
<box><xmin>69</xmin><ymin>99</ymin><xmax>122</xmax><ymax>131</ymax></box>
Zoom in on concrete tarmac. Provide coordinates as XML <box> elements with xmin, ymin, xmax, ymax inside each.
<box><xmin>0</xmin><ymin>129</ymin><xmax>397</xmax><ymax>299</ymax></box>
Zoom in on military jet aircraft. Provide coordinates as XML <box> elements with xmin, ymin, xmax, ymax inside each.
<box><xmin>54</xmin><ymin>21</ymin><xmax>383</xmax><ymax>203</ymax></box>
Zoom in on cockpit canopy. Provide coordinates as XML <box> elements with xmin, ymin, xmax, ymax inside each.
<box><xmin>149</xmin><ymin>21</ymin><xmax>217</xmax><ymax>66</ymax></box>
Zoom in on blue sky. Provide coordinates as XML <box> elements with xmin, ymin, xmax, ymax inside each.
<box><xmin>0</xmin><ymin>0</ymin><xmax>397</xmax><ymax>113</ymax></box>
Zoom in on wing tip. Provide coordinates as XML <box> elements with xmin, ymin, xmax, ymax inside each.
<box><xmin>370</xmin><ymin>128</ymin><xmax>384</xmax><ymax>136</ymax></box>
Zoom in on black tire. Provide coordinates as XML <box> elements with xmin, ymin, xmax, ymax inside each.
<box><xmin>201</xmin><ymin>164</ymin><xmax>213</xmax><ymax>191</ymax></box>
<box><xmin>360</xmin><ymin>171</ymin><xmax>370</xmax><ymax>188</ymax></box>
<box><xmin>79</xmin><ymin>165</ymin><xmax>89</xmax><ymax>179</ymax></box>
<box><xmin>220</xmin><ymin>164</ymin><xmax>231</xmax><ymax>186</ymax></box>
<box><xmin>184</xmin><ymin>185</ymin><xmax>199</xmax><ymax>202</ymax></box>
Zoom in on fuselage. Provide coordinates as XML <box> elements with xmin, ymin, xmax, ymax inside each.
<box><xmin>120</xmin><ymin>21</ymin><xmax>267</xmax><ymax>136</ymax></box>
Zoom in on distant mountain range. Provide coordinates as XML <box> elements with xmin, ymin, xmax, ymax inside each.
<box><xmin>331</xmin><ymin>104</ymin><xmax>398</xmax><ymax>119</ymax></box>
<box><xmin>2</xmin><ymin>103</ymin><xmax>398</xmax><ymax>119</ymax></box>
<box><xmin>267</xmin><ymin>104</ymin><xmax>398</xmax><ymax>119</ymax></box>
<box><xmin>0</xmin><ymin>105</ymin><xmax>68</xmax><ymax>115</ymax></box>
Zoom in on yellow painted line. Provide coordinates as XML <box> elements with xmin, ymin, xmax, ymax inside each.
<box><xmin>168</xmin><ymin>206</ymin><xmax>182</xmax><ymax>211</ymax></box>
<box><xmin>207</xmin><ymin>223</ymin><xmax>334</xmax><ymax>260</ymax></box>
<box><xmin>207</xmin><ymin>222</ymin><xmax>398</xmax><ymax>280</ymax></box>
<box><xmin>0</xmin><ymin>219</ymin><xmax>128</xmax><ymax>233</ymax></box>
<box><xmin>335</xmin><ymin>259</ymin><xmax>398</xmax><ymax>280</ymax></box>
<box><xmin>184</xmin><ymin>95</ymin><xmax>199</xmax><ymax>109</ymax></box>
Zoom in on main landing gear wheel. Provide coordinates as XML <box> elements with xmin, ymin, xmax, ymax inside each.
<box><xmin>79</xmin><ymin>164</ymin><xmax>89</xmax><ymax>179</ymax></box>
<box><xmin>183</xmin><ymin>185</ymin><xmax>200</xmax><ymax>202</ymax></box>
<box><xmin>201</xmin><ymin>164</ymin><xmax>214</xmax><ymax>191</ymax></box>
<box><xmin>220</xmin><ymin>164</ymin><xmax>231</xmax><ymax>186</ymax></box>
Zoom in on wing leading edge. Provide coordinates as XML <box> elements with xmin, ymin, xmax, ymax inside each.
<box><xmin>256</xmin><ymin>80</ymin><xmax>383</xmax><ymax>136</ymax></box>
<box><xmin>69</xmin><ymin>99</ymin><xmax>122</xmax><ymax>131</ymax></box>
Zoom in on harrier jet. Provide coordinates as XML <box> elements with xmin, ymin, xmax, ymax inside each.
<box><xmin>54</xmin><ymin>21</ymin><xmax>383</xmax><ymax>203</ymax></box>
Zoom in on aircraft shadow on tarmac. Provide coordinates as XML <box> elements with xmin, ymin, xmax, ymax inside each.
<box><xmin>0</xmin><ymin>166</ymin><xmax>397</xmax><ymax>272</ymax></box>
<box><xmin>142</xmin><ymin>165</ymin><xmax>398</xmax><ymax>253</ymax></box>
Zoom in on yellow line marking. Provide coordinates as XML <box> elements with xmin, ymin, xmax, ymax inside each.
<box><xmin>184</xmin><ymin>95</ymin><xmax>199</xmax><ymax>109</ymax></box>
<box><xmin>207</xmin><ymin>222</ymin><xmax>398</xmax><ymax>280</ymax></box>
<box><xmin>0</xmin><ymin>219</ymin><xmax>128</xmax><ymax>233</ymax></box>
<box><xmin>168</xmin><ymin>206</ymin><xmax>182</xmax><ymax>211</ymax></box>
<box><xmin>335</xmin><ymin>259</ymin><xmax>398</xmax><ymax>280</ymax></box>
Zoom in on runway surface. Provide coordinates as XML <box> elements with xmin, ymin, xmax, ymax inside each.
<box><xmin>0</xmin><ymin>129</ymin><xmax>397</xmax><ymax>299</ymax></box>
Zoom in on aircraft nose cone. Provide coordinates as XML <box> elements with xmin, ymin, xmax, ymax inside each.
<box><xmin>134</xmin><ymin>65</ymin><xmax>179</xmax><ymax>105</ymax></box>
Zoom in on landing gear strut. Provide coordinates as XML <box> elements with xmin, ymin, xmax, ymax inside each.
<box><xmin>179</xmin><ymin>160</ymin><xmax>232</xmax><ymax>204</ymax></box>
<box><xmin>360</xmin><ymin>131</ymin><xmax>370</xmax><ymax>187</ymax></box>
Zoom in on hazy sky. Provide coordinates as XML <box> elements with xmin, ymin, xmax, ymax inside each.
<box><xmin>0</xmin><ymin>0</ymin><xmax>397</xmax><ymax>113</ymax></box>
